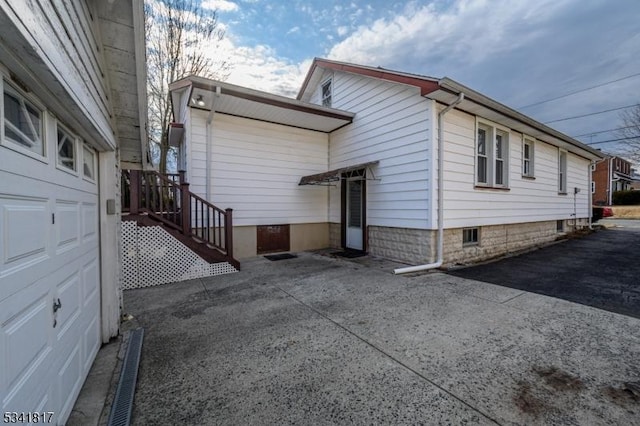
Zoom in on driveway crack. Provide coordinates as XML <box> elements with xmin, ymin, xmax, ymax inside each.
<box><xmin>274</xmin><ymin>285</ymin><xmax>502</xmax><ymax>426</ymax></box>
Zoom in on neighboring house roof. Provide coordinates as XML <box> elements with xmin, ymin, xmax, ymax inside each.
<box><xmin>169</xmin><ymin>76</ymin><xmax>354</xmax><ymax>133</ymax></box>
<box><xmin>299</xmin><ymin>58</ymin><xmax>604</xmax><ymax>161</ymax></box>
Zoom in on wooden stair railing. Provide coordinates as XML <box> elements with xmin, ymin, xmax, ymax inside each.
<box><xmin>122</xmin><ymin>169</ymin><xmax>234</xmax><ymax>262</ymax></box>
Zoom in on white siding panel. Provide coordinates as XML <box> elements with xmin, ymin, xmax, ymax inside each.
<box><xmin>441</xmin><ymin>108</ymin><xmax>591</xmax><ymax>228</ymax></box>
<box><xmin>189</xmin><ymin>111</ymin><xmax>329</xmax><ymax>226</ymax></box>
<box><xmin>328</xmin><ymin>72</ymin><xmax>433</xmax><ymax>229</ymax></box>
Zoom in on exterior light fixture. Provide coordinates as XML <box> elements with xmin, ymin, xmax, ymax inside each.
<box><xmin>192</xmin><ymin>94</ymin><xmax>206</xmax><ymax>107</ymax></box>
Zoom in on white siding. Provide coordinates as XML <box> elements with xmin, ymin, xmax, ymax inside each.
<box><xmin>325</xmin><ymin>71</ymin><xmax>433</xmax><ymax>229</ymax></box>
<box><xmin>440</xmin><ymin>107</ymin><xmax>591</xmax><ymax>228</ymax></box>
<box><xmin>189</xmin><ymin>110</ymin><xmax>329</xmax><ymax>226</ymax></box>
<box><xmin>0</xmin><ymin>0</ymin><xmax>114</xmax><ymax>149</ymax></box>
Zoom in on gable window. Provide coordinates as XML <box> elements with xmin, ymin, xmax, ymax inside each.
<box><xmin>476</xmin><ymin>120</ymin><xmax>509</xmax><ymax>188</ymax></box>
<box><xmin>321</xmin><ymin>79</ymin><xmax>332</xmax><ymax>107</ymax></box>
<box><xmin>3</xmin><ymin>80</ymin><xmax>44</xmax><ymax>156</ymax></box>
<box><xmin>558</xmin><ymin>150</ymin><xmax>567</xmax><ymax>194</ymax></box>
<box><xmin>83</xmin><ymin>145</ymin><xmax>96</xmax><ymax>181</ymax></box>
<box><xmin>522</xmin><ymin>137</ymin><xmax>535</xmax><ymax>177</ymax></box>
<box><xmin>463</xmin><ymin>227</ymin><xmax>479</xmax><ymax>246</ymax></box>
<box><xmin>57</xmin><ymin>124</ymin><xmax>76</xmax><ymax>171</ymax></box>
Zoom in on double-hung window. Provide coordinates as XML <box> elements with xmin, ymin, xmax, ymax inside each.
<box><xmin>558</xmin><ymin>150</ymin><xmax>567</xmax><ymax>194</ymax></box>
<box><xmin>522</xmin><ymin>137</ymin><xmax>535</xmax><ymax>177</ymax></box>
<box><xmin>476</xmin><ymin>120</ymin><xmax>509</xmax><ymax>188</ymax></box>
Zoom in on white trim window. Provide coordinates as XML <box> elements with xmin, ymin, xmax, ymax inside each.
<box><xmin>558</xmin><ymin>149</ymin><xmax>568</xmax><ymax>194</ymax></box>
<box><xmin>57</xmin><ymin>123</ymin><xmax>77</xmax><ymax>172</ymax></box>
<box><xmin>321</xmin><ymin>78</ymin><xmax>332</xmax><ymax>107</ymax></box>
<box><xmin>522</xmin><ymin>136</ymin><xmax>535</xmax><ymax>177</ymax></box>
<box><xmin>476</xmin><ymin>120</ymin><xmax>509</xmax><ymax>188</ymax></box>
<box><xmin>2</xmin><ymin>80</ymin><xmax>44</xmax><ymax>156</ymax></box>
<box><xmin>463</xmin><ymin>227</ymin><xmax>479</xmax><ymax>246</ymax></box>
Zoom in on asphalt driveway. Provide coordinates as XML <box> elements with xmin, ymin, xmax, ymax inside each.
<box><xmin>124</xmin><ymin>252</ymin><xmax>640</xmax><ymax>425</ymax></box>
<box><xmin>448</xmin><ymin>225</ymin><xmax>640</xmax><ymax>319</ymax></box>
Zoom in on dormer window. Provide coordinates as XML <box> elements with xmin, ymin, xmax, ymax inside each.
<box><xmin>321</xmin><ymin>79</ymin><xmax>332</xmax><ymax>107</ymax></box>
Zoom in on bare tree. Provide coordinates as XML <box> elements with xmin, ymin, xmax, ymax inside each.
<box><xmin>145</xmin><ymin>0</ymin><xmax>230</xmax><ymax>173</ymax></box>
<box><xmin>616</xmin><ymin>104</ymin><xmax>640</xmax><ymax>164</ymax></box>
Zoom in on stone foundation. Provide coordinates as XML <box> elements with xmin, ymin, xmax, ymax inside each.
<box><xmin>368</xmin><ymin>226</ymin><xmax>435</xmax><ymax>264</ymax></box>
<box><xmin>329</xmin><ymin>223</ymin><xmax>341</xmax><ymax>249</ymax></box>
<box><xmin>364</xmin><ymin>219</ymin><xmax>588</xmax><ymax>266</ymax></box>
<box><xmin>443</xmin><ymin>220</ymin><xmax>571</xmax><ymax>265</ymax></box>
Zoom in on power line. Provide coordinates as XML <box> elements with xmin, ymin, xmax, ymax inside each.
<box><xmin>572</xmin><ymin>125</ymin><xmax>637</xmax><ymax>138</ymax></box>
<box><xmin>544</xmin><ymin>104</ymin><xmax>637</xmax><ymax>124</ymax></box>
<box><xmin>583</xmin><ymin>136</ymin><xmax>639</xmax><ymax>146</ymax></box>
<box><xmin>518</xmin><ymin>72</ymin><xmax>640</xmax><ymax>109</ymax></box>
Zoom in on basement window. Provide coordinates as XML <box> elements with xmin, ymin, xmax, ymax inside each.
<box><xmin>463</xmin><ymin>227</ymin><xmax>479</xmax><ymax>246</ymax></box>
<box><xmin>556</xmin><ymin>220</ymin><xmax>564</xmax><ymax>233</ymax></box>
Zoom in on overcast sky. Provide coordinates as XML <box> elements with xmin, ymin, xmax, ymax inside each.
<box><xmin>201</xmin><ymin>0</ymin><xmax>640</xmax><ymax>157</ymax></box>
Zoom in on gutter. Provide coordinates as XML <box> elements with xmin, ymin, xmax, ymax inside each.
<box><xmin>394</xmin><ymin>92</ymin><xmax>464</xmax><ymax>274</ymax></box>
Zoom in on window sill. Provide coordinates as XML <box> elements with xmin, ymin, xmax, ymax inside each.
<box><xmin>558</xmin><ymin>192</ymin><xmax>568</xmax><ymax>196</ymax></box>
<box><xmin>522</xmin><ymin>175</ymin><xmax>536</xmax><ymax>180</ymax></box>
<box><xmin>474</xmin><ymin>185</ymin><xmax>510</xmax><ymax>191</ymax></box>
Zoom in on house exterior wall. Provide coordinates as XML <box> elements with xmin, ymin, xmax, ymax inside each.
<box><xmin>318</xmin><ymin>70</ymin><xmax>433</xmax><ymax>230</ymax></box>
<box><xmin>0</xmin><ymin>0</ymin><xmax>115</xmax><ymax>150</ymax></box>
<box><xmin>187</xmin><ymin>110</ymin><xmax>331</xmax><ymax>253</ymax></box>
<box><xmin>593</xmin><ymin>159</ymin><xmax>610</xmax><ymax>205</ymax></box>
<box><xmin>439</xmin><ymin>106</ymin><xmax>591</xmax><ymax>229</ymax></box>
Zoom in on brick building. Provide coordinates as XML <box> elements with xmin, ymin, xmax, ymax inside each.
<box><xmin>593</xmin><ymin>156</ymin><xmax>634</xmax><ymax>205</ymax></box>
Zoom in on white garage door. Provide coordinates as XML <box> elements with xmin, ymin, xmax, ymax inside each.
<box><xmin>0</xmin><ymin>90</ymin><xmax>101</xmax><ymax>425</ymax></box>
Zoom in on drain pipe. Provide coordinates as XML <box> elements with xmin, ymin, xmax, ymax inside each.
<box><xmin>394</xmin><ymin>92</ymin><xmax>464</xmax><ymax>274</ymax></box>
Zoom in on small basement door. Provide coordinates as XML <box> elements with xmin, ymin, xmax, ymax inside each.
<box><xmin>257</xmin><ymin>224</ymin><xmax>290</xmax><ymax>254</ymax></box>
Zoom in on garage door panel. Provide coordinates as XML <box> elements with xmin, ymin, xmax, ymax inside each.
<box><xmin>83</xmin><ymin>257</ymin><xmax>99</xmax><ymax>307</ymax></box>
<box><xmin>82</xmin><ymin>202</ymin><xmax>98</xmax><ymax>242</ymax></box>
<box><xmin>55</xmin><ymin>272</ymin><xmax>81</xmax><ymax>342</ymax></box>
<box><xmin>57</xmin><ymin>345</ymin><xmax>83</xmax><ymax>422</ymax></box>
<box><xmin>55</xmin><ymin>200</ymin><xmax>80</xmax><ymax>253</ymax></box>
<box><xmin>83</xmin><ymin>315</ymin><xmax>100</xmax><ymax>372</ymax></box>
<box><xmin>0</xmin><ymin>195</ymin><xmax>50</xmax><ymax>276</ymax></box>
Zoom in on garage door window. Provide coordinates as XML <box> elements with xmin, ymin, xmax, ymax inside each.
<box><xmin>3</xmin><ymin>81</ymin><xmax>44</xmax><ymax>156</ymax></box>
<box><xmin>57</xmin><ymin>124</ymin><xmax>77</xmax><ymax>172</ymax></box>
<box><xmin>83</xmin><ymin>145</ymin><xmax>96</xmax><ymax>181</ymax></box>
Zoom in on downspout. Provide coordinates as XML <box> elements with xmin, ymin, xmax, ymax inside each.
<box><xmin>608</xmin><ymin>157</ymin><xmax>613</xmax><ymax>206</ymax></box>
<box><xmin>205</xmin><ymin>86</ymin><xmax>221</xmax><ymax>201</ymax></box>
<box><xmin>394</xmin><ymin>92</ymin><xmax>464</xmax><ymax>274</ymax></box>
<box><xmin>588</xmin><ymin>160</ymin><xmax>594</xmax><ymax>229</ymax></box>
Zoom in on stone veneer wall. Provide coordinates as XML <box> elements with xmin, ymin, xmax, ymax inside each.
<box><xmin>364</xmin><ymin>219</ymin><xmax>588</xmax><ymax>266</ymax></box>
<box><xmin>368</xmin><ymin>226</ymin><xmax>435</xmax><ymax>264</ymax></box>
<box><xmin>442</xmin><ymin>220</ymin><xmax>577</xmax><ymax>266</ymax></box>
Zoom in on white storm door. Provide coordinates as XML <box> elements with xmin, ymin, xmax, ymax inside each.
<box><xmin>345</xmin><ymin>178</ymin><xmax>364</xmax><ymax>250</ymax></box>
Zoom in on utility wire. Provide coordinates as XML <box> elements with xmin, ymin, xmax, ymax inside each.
<box><xmin>583</xmin><ymin>136</ymin><xmax>639</xmax><ymax>146</ymax></box>
<box><xmin>572</xmin><ymin>125</ymin><xmax>637</xmax><ymax>138</ymax></box>
<box><xmin>518</xmin><ymin>72</ymin><xmax>640</xmax><ymax>109</ymax></box>
<box><xmin>544</xmin><ymin>104</ymin><xmax>637</xmax><ymax>124</ymax></box>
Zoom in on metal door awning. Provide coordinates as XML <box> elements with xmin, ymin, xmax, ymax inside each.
<box><xmin>298</xmin><ymin>160</ymin><xmax>379</xmax><ymax>185</ymax></box>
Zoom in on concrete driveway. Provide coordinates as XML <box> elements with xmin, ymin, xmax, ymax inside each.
<box><xmin>124</xmin><ymin>252</ymin><xmax>640</xmax><ymax>425</ymax></box>
<box><xmin>448</xmin><ymin>226</ymin><xmax>640</xmax><ymax>319</ymax></box>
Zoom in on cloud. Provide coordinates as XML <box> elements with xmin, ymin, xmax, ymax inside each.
<box><xmin>286</xmin><ymin>26</ymin><xmax>300</xmax><ymax>35</ymax></box>
<box><xmin>201</xmin><ymin>0</ymin><xmax>239</xmax><ymax>12</ymax></box>
<box><xmin>337</xmin><ymin>26</ymin><xmax>348</xmax><ymax>37</ymax></box>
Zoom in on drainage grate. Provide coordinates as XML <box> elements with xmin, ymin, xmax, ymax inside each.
<box><xmin>108</xmin><ymin>328</ymin><xmax>145</xmax><ymax>426</ymax></box>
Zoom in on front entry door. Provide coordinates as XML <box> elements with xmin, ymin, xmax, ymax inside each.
<box><xmin>346</xmin><ymin>177</ymin><xmax>364</xmax><ymax>250</ymax></box>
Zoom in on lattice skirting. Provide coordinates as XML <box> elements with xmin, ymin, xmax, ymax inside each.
<box><xmin>121</xmin><ymin>221</ymin><xmax>237</xmax><ymax>290</ymax></box>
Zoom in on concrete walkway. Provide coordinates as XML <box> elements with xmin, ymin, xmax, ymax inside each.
<box><xmin>122</xmin><ymin>252</ymin><xmax>640</xmax><ymax>425</ymax></box>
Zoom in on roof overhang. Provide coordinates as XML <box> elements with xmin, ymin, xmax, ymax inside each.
<box><xmin>299</xmin><ymin>161</ymin><xmax>379</xmax><ymax>185</ymax></box>
<box><xmin>425</xmin><ymin>79</ymin><xmax>604</xmax><ymax>161</ymax></box>
<box><xmin>170</xmin><ymin>76</ymin><xmax>354</xmax><ymax>133</ymax></box>
<box><xmin>298</xmin><ymin>58</ymin><xmax>439</xmax><ymax>102</ymax></box>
